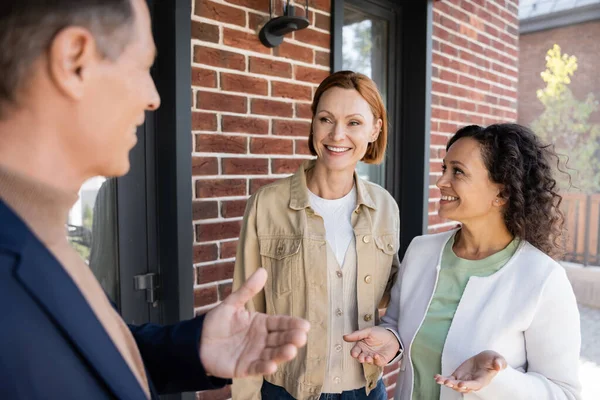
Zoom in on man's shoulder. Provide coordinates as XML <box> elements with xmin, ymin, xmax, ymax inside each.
<box><xmin>0</xmin><ymin>199</ymin><xmax>31</xmax><ymax>254</ymax></box>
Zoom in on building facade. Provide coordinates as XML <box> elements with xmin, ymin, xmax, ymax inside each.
<box><xmin>190</xmin><ymin>0</ymin><xmax>518</xmax><ymax>399</ymax></box>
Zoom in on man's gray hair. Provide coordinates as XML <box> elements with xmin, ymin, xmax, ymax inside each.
<box><xmin>0</xmin><ymin>0</ymin><xmax>134</xmax><ymax>116</ymax></box>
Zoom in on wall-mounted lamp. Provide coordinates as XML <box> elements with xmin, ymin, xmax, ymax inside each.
<box><xmin>259</xmin><ymin>0</ymin><xmax>310</xmax><ymax>48</ymax></box>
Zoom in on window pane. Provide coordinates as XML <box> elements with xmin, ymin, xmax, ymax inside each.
<box><xmin>343</xmin><ymin>5</ymin><xmax>389</xmax><ymax>186</ymax></box>
<box><xmin>67</xmin><ymin>177</ymin><xmax>120</xmax><ymax>306</ymax></box>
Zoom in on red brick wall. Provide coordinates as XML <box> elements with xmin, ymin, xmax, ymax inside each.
<box><xmin>518</xmin><ymin>20</ymin><xmax>600</xmax><ymax>127</ymax></box>
<box><xmin>428</xmin><ymin>0</ymin><xmax>519</xmax><ymax>233</ymax></box>
<box><xmin>191</xmin><ymin>0</ymin><xmax>328</xmax><ymax>398</ymax></box>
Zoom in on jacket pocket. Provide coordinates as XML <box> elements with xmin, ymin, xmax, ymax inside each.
<box><xmin>259</xmin><ymin>238</ymin><xmax>301</xmax><ymax>296</ymax></box>
<box><xmin>374</xmin><ymin>234</ymin><xmax>396</xmax><ymax>289</ymax></box>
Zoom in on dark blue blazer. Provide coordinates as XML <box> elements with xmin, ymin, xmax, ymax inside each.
<box><xmin>0</xmin><ymin>200</ymin><xmax>229</xmax><ymax>399</ymax></box>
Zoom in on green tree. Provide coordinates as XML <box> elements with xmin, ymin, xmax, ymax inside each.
<box><xmin>531</xmin><ymin>44</ymin><xmax>600</xmax><ymax>192</ymax></box>
<box><xmin>83</xmin><ymin>204</ymin><xmax>93</xmax><ymax>230</ymax></box>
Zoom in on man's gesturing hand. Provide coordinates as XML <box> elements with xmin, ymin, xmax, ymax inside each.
<box><xmin>199</xmin><ymin>268</ymin><xmax>310</xmax><ymax>378</ymax></box>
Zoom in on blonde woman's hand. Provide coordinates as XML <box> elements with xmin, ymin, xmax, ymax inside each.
<box><xmin>434</xmin><ymin>350</ymin><xmax>507</xmax><ymax>394</ymax></box>
<box><xmin>343</xmin><ymin>326</ymin><xmax>400</xmax><ymax>367</ymax></box>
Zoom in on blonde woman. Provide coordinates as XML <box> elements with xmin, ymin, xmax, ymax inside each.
<box><xmin>232</xmin><ymin>71</ymin><xmax>400</xmax><ymax>400</ymax></box>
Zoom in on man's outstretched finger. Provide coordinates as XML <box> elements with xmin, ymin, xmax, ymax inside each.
<box><xmin>260</xmin><ymin>344</ymin><xmax>298</xmax><ymax>364</ymax></box>
<box><xmin>265</xmin><ymin>329</ymin><xmax>308</xmax><ymax>348</ymax></box>
<box><xmin>244</xmin><ymin>360</ymin><xmax>277</xmax><ymax>377</ymax></box>
<box><xmin>222</xmin><ymin>268</ymin><xmax>267</xmax><ymax>308</ymax></box>
<box><xmin>266</xmin><ymin>314</ymin><xmax>311</xmax><ymax>333</ymax></box>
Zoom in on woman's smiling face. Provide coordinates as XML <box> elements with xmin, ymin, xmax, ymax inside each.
<box><xmin>436</xmin><ymin>137</ymin><xmax>505</xmax><ymax>224</ymax></box>
<box><xmin>312</xmin><ymin>87</ymin><xmax>382</xmax><ymax>174</ymax></box>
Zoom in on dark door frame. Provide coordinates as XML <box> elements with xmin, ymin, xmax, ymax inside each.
<box><xmin>332</xmin><ymin>0</ymin><xmax>433</xmax><ymax>256</ymax></box>
<box><xmin>151</xmin><ymin>0</ymin><xmax>195</xmax><ymax>328</ymax></box>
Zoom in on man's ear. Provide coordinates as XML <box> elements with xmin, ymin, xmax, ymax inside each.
<box><xmin>47</xmin><ymin>26</ymin><xmax>99</xmax><ymax>100</ymax></box>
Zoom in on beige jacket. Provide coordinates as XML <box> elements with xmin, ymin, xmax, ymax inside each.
<box><xmin>232</xmin><ymin>160</ymin><xmax>400</xmax><ymax>400</ymax></box>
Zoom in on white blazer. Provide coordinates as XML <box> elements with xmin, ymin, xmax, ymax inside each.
<box><xmin>381</xmin><ymin>229</ymin><xmax>582</xmax><ymax>400</ymax></box>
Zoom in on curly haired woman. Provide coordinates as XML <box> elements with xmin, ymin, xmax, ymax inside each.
<box><xmin>343</xmin><ymin>123</ymin><xmax>582</xmax><ymax>400</ymax></box>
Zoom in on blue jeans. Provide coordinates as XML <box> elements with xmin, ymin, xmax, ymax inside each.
<box><xmin>261</xmin><ymin>379</ymin><xmax>387</xmax><ymax>400</ymax></box>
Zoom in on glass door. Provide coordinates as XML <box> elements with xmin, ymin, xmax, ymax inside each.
<box><xmin>341</xmin><ymin>1</ymin><xmax>393</xmax><ymax>186</ymax></box>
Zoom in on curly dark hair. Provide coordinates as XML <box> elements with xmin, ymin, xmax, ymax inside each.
<box><xmin>447</xmin><ymin>123</ymin><xmax>565</xmax><ymax>258</ymax></box>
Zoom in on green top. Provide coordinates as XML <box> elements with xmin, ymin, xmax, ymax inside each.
<box><xmin>410</xmin><ymin>233</ymin><xmax>519</xmax><ymax>400</ymax></box>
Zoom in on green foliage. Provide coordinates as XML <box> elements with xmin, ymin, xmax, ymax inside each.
<box><xmin>82</xmin><ymin>204</ymin><xmax>93</xmax><ymax>230</ymax></box>
<box><xmin>531</xmin><ymin>45</ymin><xmax>600</xmax><ymax>192</ymax></box>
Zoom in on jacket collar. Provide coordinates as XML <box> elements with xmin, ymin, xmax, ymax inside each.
<box><xmin>0</xmin><ymin>200</ymin><xmax>148</xmax><ymax>400</ymax></box>
<box><xmin>289</xmin><ymin>160</ymin><xmax>377</xmax><ymax>211</ymax></box>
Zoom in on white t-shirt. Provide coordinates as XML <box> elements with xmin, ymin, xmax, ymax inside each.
<box><xmin>308</xmin><ymin>185</ymin><xmax>357</xmax><ymax>267</ymax></box>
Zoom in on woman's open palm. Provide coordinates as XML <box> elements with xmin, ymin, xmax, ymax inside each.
<box><xmin>343</xmin><ymin>326</ymin><xmax>400</xmax><ymax>367</ymax></box>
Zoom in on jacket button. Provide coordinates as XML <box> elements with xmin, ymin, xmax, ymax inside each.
<box><xmin>364</xmin><ymin>313</ymin><xmax>373</xmax><ymax>322</ymax></box>
<box><xmin>336</xmin><ymin>308</ymin><xmax>343</xmax><ymax>316</ymax></box>
<box><xmin>387</xmin><ymin>243</ymin><xmax>394</xmax><ymax>251</ymax></box>
<box><xmin>364</xmin><ymin>275</ymin><xmax>372</xmax><ymax>284</ymax></box>
<box><xmin>336</xmin><ymin>270</ymin><xmax>343</xmax><ymax>278</ymax></box>
<box><xmin>333</xmin><ymin>376</ymin><xmax>341</xmax><ymax>384</ymax></box>
<box><xmin>362</xmin><ymin>235</ymin><xmax>370</xmax><ymax>243</ymax></box>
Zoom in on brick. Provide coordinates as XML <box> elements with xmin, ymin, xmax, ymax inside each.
<box><xmin>293</xmin><ymin>6</ymin><xmax>313</xmax><ymax>20</ymax></box>
<box><xmin>193</xmin><ymin>286</ymin><xmax>218</xmax><ymax>307</ymax></box>
<box><xmin>193</xmin><ymin>46</ymin><xmax>245</xmax><ymax>71</ymax></box>
<box><xmin>196</xmin><ymin>262</ymin><xmax>234</xmax><ymax>284</ymax></box>
<box><xmin>220</xmin><ymin>240</ymin><xmax>239</xmax><ymax>259</ymax></box>
<box><xmin>295</xmin><ymin>103</ymin><xmax>313</xmax><ymax>119</ymax></box>
<box><xmin>250</xmin><ymin>137</ymin><xmax>294</xmax><ymax>154</ymax></box>
<box><xmin>273</xmin><ymin>41</ymin><xmax>314</xmax><ymax>64</ymax></box>
<box><xmin>192</xmin><ymin>200</ymin><xmax>218</xmax><ymax>220</ymax></box>
<box><xmin>193</xmin><ymin>244</ymin><xmax>218</xmax><ymax>264</ymax></box>
<box><xmin>195</xmin><ymin>0</ymin><xmax>246</xmax><ymax>27</ymax></box>
<box><xmin>428</xmin><ymin>213</ymin><xmax>446</xmax><ymax>226</ymax></box>
<box><xmin>315</xmin><ymin>50</ymin><xmax>330</xmax><ymax>67</ymax></box>
<box><xmin>191</xmin><ymin>112</ymin><xmax>217</xmax><ymax>131</ymax></box>
<box><xmin>196</xmin><ymin>220</ymin><xmax>242</xmax><ymax>241</ymax></box>
<box><xmin>197</xmin><ymin>91</ymin><xmax>247</xmax><ymax>113</ymax></box>
<box><xmin>195</xmin><ymin>134</ymin><xmax>247</xmax><ymax>154</ymax></box>
<box><xmin>196</xmin><ymin>179</ymin><xmax>246</xmax><ymax>198</ymax></box>
<box><xmin>430</xmin><ymin>161</ymin><xmax>443</xmax><ymax>174</ymax></box>
<box><xmin>251</xmin><ymin>99</ymin><xmax>293</xmax><ymax>117</ymax></box>
<box><xmin>295</xmin><ymin>139</ymin><xmax>312</xmax><ymax>155</ymax></box>
<box><xmin>314</xmin><ymin>12</ymin><xmax>330</xmax><ymax>31</ymax></box>
<box><xmin>221</xmin><ymin>72</ymin><xmax>268</xmax><ymax>95</ymax></box>
<box><xmin>192</xmin><ymin>157</ymin><xmax>218</xmax><ymax>176</ymax></box>
<box><xmin>226</xmin><ymin>0</ymin><xmax>268</xmax><ymax>13</ymax></box>
<box><xmin>224</xmin><ymin>28</ymin><xmax>270</xmax><ymax>55</ymax></box>
<box><xmin>272</xmin><ymin>119</ymin><xmax>311</xmax><ymax>136</ymax></box>
<box><xmin>271</xmin><ymin>82</ymin><xmax>312</xmax><ymax>101</ymax></box>
<box><xmin>295</xmin><ymin>65</ymin><xmax>329</xmax><ymax>84</ymax></box>
<box><xmin>311</xmin><ymin>0</ymin><xmax>331</xmax><ymax>12</ymax></box>
<box><xmin>272</xmin><ymin>158</ymin><xmax>305</xmax><ymax>174</ymax></box>
<box><xmin>222</xmin><ymin>158</ymin><xmax>268</xmax><ymax>175</ymax></box>
<box><xmin>294</xmin><ymin>28</ymin><xmax>330</xmax><ymax>50</ymax></box>
<box><xmin>218</xmin><ymin>282</ymin><xmax>233</xmax><ymax>300</ymax></box>
<box><xmin>250</xmin><ymin>178</ymin><xmax>279</xmax><ymax>194</ymax></box>
<box><xmin>191</xmin><ymin>67</ymin><xmax>217</xmax><ymax>88</ymax></box>
<box><xmin>191</xmin><ymin>21</ymin><xmax>219</xmax><ymax>43</ymax></box>
<box><xmin>384</xmin><ymin>371</ymin><xmax>398</xmax><ymax>386</ymax></box>
<box><xmin>222</xmin><ymin>200</ymin><xmax>248</xmax><ymax>218</ymax></box>
<box><xmin>429</xmin><ymin>187</ymin><xmax>441</xmax><ymax>199</ymax></box>
<box><xmin>196</xmin><ymin>385</ymin><xmax>232</xmax><ymax>400</ymax></box>
<box><xmin>249</xmin><ymin>12</ymin><xmax>268</xmax><ymax>31</ymax></box>
<box><xmin>249</xmin><ymin>57</ymin><xmax>292</xmax><ymax>78</ymax></box>
<box><xmin>222</xmin><ymin>115</ymin><xmax>269</xmax><ymax>135</ymax></box>
<box><xmin>383</xmin><ymin>362</ymin><xmax>400</xmax><ymax>376</ymax></box>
